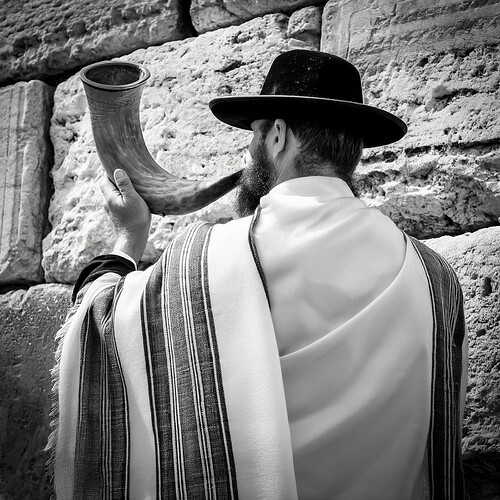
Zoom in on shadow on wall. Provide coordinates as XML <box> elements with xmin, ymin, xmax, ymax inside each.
<box><xmin>464</xmin><ymin>452</ymin><xmax>500</xmax><ymax>499</ymax></box>
<box><xmin>0</xmin><ymin>347</ymin><xmax>51</xmax><ymax>498</ymax></box>
<box><xmin>0</xmin><ymin>285</ymin><xmax>71</xmax><ymax>499</ymax></box>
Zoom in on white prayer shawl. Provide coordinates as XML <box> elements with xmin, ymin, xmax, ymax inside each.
<box><xmin>48</xmin><ymin>177</ymin><xmax>467</xmax><ymax>499</ymax></box>
<box><xmin>253</xmin><ymin>177</ymin><xmax>466</xmax><ymax>499</ymax></box>
<box><xmin>255</xmin><ymin>177</ymin><xmax>433</xmax><ymax>498</ymax></box>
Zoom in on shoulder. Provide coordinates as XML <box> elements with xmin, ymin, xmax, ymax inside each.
<box><xmin>72</xmin><ymin>254</ymin><xmax>135</xmax><ymax>303</ymax></box>
<box><xmin>408</xmin><ymin>236</ymin><xmax>464</xmax><ymax>312</ymax></box>
<box><xmin>409</xmin><ymin>236</ymin><xmax>459</xmax><ymax>279</ymax></box>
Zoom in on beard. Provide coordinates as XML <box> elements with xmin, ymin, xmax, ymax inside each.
<box><xmin>235</xmin><ymin>140</ymin><xmax>274</xmax><ymax>217</ymax></box>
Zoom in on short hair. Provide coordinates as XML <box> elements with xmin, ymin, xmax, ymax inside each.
<box><xmin>258</xmin><ymin>118</ymin><xmax>363</xmax><ymax>191</ymax></box>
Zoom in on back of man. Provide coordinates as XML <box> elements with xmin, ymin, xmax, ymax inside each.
<box><xmin>49</xmin><ymin>49</ymin><xmax>468</xmax><ymax>499</ymax></box>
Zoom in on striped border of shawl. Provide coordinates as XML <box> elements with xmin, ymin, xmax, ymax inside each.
<box><xmin>140</xmin><ymin>222</ymin><xmax>239</xmax><ymax>499</ymax></box>
<box><xmin>410</xmin><ymin>237</ymin><xmax>467</xmax><ymax>499</ymax></box>
<box><xmin>74</xmin><ymin>279</ymin><xmax>130</xmax><ymax>499</ymax></box>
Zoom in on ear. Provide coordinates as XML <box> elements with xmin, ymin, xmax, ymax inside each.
<box><xmin>268</xmin><ymin>119</ymin><xmax>289</xmax><ymax>159</ymax></box>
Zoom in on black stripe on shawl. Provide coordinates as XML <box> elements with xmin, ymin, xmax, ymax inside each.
<box><xmin>141</xmin><ymin>222</ymin><xmax>238</xmax><ymax>498</ymax></box>
<box><xmin>411</xmin><ymin>237</ymin><xmax>467</xmax><ymax>499</ymax></box>
<box><xmin>249</xmin><ymin>206</ymin><xmax>271</xmax><ymax>307</ymax></box>
<box><xmin>140</xmin><ymin>241</ymin><xmax>175</xmax><ymax>496</ymax></box>
<box><xmin>74</xmin><ymin>279</ymin><xmax>130</xmax><ymax>499</ymax></box>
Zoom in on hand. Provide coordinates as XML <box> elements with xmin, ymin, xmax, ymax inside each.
<box><xmin>101</xmin><ymin>169</ymin><xmax>151</xmax><ymax>265</ymax></box>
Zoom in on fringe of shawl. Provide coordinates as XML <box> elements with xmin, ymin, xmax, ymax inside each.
<box><xmin>45</xmin><ymin>300</ymin><xmax>82</xmax><ymax>496</ymax></box>
<box><xmin>44</xmin><ymin>282</ymin><xmax>102</xmax><ymax>496</ymax></box>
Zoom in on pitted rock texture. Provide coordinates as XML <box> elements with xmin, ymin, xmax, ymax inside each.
<box><xmin>0</xmin><ymin>80</ymin><xmax>54</xmax><ymax>285</ymax></box>
<box><xmin>190</xmin><ymin>0</ymin><xmax>324</xmax><ymax>34</ymax></box>
<box><xmin>426</xmin><ymin>227</ymin><xmax>500</xmax><ymax>498</ymax></box>
<box><xmin>287</xmin><ymin>6</ymin><xmax>323</xmax><ymax>47</ymax></box>
<box><xmin>43</xmin><ymin>12</ymin><xmax>319</xmax><ymax>283</ymax></box>
<box><xmin>0</xmin><ymin>0</ymin><xmax>191</xmax><ymax>85</ymax></box>
<box><xmin>0</xmin><ymin>284</ymin><xmax>72</xmax><ymax>499</ymax></box>
<box><xmin>321</xmin><ymin>0</ymin><xmax>500</xmax><ymax>150</ymax></box>
<box><xmin>356</xmin><ymin>145</ymin><xmax>500</xmax><ymax>238</ymax></box>
<box><xmin>321</xmin><ymin>0</ymin><xmax>500</xmax><ymax>239</ymax></box>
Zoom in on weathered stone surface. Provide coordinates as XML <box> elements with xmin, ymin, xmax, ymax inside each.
<box><xmin>190</xmin><ymin>0</ymin><xmax>324</xmax><ymax>34</ymax></box>
<box><xmin>321</xmin><ymin>0</ymin><xmax>500</xmax><ymax>150</ymax></box>
<box><xmin>426</xmin><ymin>227</ymin><xmax>500</xmax><ymax>499</ymax></box>
<box><xmin>0</xmin><ymin>284</ymin><xmax>72</xmax><ymax>499</ymax></box>
<box><xmin>0</xmin><ymin>0</ymin><xmax>192</xmax><ymax>85</ymax></box>
<box><xmin>321</xmin><ymin>0</ymin><xmax>500</xmax><ymax>239</ymax></box>
<box><xmin>43</xmin><ymin>12</ymin><xmax>319</xmax><ymax>283</ymax></box>
<box><xmin>287</xmin><ymin>5</ymin><xmax>323</xmax><ymax>47</ymax></box>
<box><xmin>0</xmin><ymin>80</ymin><xmax>54</xmax><ymax>285</ymax></box>
<box><xmin>356</xmin><ymin>145</ymin><xmax>500</xmax><ymax>238</ymax></box>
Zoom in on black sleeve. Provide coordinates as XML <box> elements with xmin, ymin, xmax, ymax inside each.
<box><xmin>72</xmin><ymin>254</ymin><xmax>136</xmax><ymax>303</ymax></box>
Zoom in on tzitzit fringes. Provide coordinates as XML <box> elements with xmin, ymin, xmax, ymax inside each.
<box><xmin>44</xmin><ymin>289</ymin><xmax>87</xmax><ymax>497</ymax></box>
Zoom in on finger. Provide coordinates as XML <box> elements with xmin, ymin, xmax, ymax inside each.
<box><xmin>100</xmin><ymin>175</ymin><xmax>120</xmax><ymax>201</ymax></box>
<box><xmin>114</xmin><ymin>169</ymin><xmax>135</xmax><ymax>199</ymax></box>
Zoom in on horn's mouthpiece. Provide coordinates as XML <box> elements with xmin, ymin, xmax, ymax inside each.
<box><xmin>79</xmin><ymin>61</ymin><xmax>241</xmax><ymax>215</ymax></box>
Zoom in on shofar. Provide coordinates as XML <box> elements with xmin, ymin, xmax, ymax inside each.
<box><xmin>80</xmin><ymin>61</ymin><xmax>242</xmax><ymax>216</ymax></box>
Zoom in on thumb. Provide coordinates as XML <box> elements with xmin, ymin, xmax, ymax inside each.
<box><xmin>114</xmin><ymin>169</ymin><xmax>133</xmax><ymax>197</ymax></box>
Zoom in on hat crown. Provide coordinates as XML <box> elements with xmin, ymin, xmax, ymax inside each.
<box><xmin>260</xmin><ymin>50</ymin><xmax>364</xmax><ymax>104</ymax></box>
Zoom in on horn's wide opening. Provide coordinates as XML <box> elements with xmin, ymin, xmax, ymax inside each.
<box><xmin>80</xmin><ymin>62</ymin><xmax>150</xmax><ymax>91</ymax></box>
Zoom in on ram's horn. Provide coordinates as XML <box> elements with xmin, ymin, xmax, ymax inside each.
<box><xmin>80</xmin><ymin>61</ymin><xmax>242</xmax><ymax>216</ymax></box>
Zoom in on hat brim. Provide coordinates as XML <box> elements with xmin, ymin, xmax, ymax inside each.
<box><xmin>209</xmin><ymin>95</ymin><xmax>407</xmax><ymax>148</ymax></box>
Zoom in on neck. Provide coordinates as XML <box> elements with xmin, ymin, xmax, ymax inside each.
<box><xmin>271</xmin><ymin>163</ymin><xmax>298</xmax><ymax>187</ymax></box>
<box><xmin>271</xmin><ymin>158</ymin><xmax>340</xmax><ymax>189</ymax></box>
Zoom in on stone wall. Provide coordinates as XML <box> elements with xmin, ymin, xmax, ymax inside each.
<box><xmin>323</xmin><ymin>0</ymin><xmax>500</xmax><ymax>238</ymax></box>
<box><xmin>0</xmin><ymin>0</ymin><xmax>499</xmax><ymax>498</ymax></box>
<box><xmin>0</xmin><ymin>0</ymin><xmax>193</xmax><ymax>85</ymax></box>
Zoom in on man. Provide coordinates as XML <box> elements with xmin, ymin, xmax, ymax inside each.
<box><xmin>48</xmin><ymin>50</ymin><xmax>468</xmax><ymax>499</ymax></box>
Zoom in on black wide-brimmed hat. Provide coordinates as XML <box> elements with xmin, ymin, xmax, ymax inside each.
<box><xmin>209</xmin><ymin>50</ymin><xmax>407</xmax><ymax>148</ymax></box>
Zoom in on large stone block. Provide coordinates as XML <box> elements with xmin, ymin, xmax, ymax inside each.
<box><xmin>321</xmin><ymin>0</ymin><xmax>500</xmax><ymax>238</ymax></box>
<box><xmin>43</xmin><ymin>12</ymin><xmax>319</xmax><ymax>283</ymax></box>
<box><xmin>0</xmin><ymin>0</ymin><xmax>191</xmax><ymax>85</ymax></box>
<box><xmin>426</xmin><ymin>227</ymin><xmax>500</xmax><ymax>498</ymax></box>
<box><xmin>190</xmin><ymin>0</ymin><xmax>324</xmax><ymax>34</ymax></box>
<box><xmin>356</xmin><ymin>145</ymin><xmax>500</xmax><ymax>238</ymax></box>
<box><xmin>0</xmin><ymin>80</ymin><xmax>54</xmax><ymax>285</ymax></box>
<box><xmin>321</xmin><ymin>0</ymin><xmax>500</xmax><ymax>149</ymax></box>
<box><xmin>0</xmin><ymin>284</ymin><xmax>72</xmax><ymax>499</ymax></box>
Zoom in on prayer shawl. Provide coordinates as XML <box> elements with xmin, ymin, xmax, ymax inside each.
<box><xmin>47</xmin><ymin>193</ymin><xmax>466</xmax><ymax>499</ymax></box>
<box><xmin>251</xmin><ymin>177</ymin><xmax>468</xmax><ymax>499</ymax></box>
<box><xmin>48</xmin><ymin>218</ymin><xmax>297</xmax><ymax>499</ymax></box>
